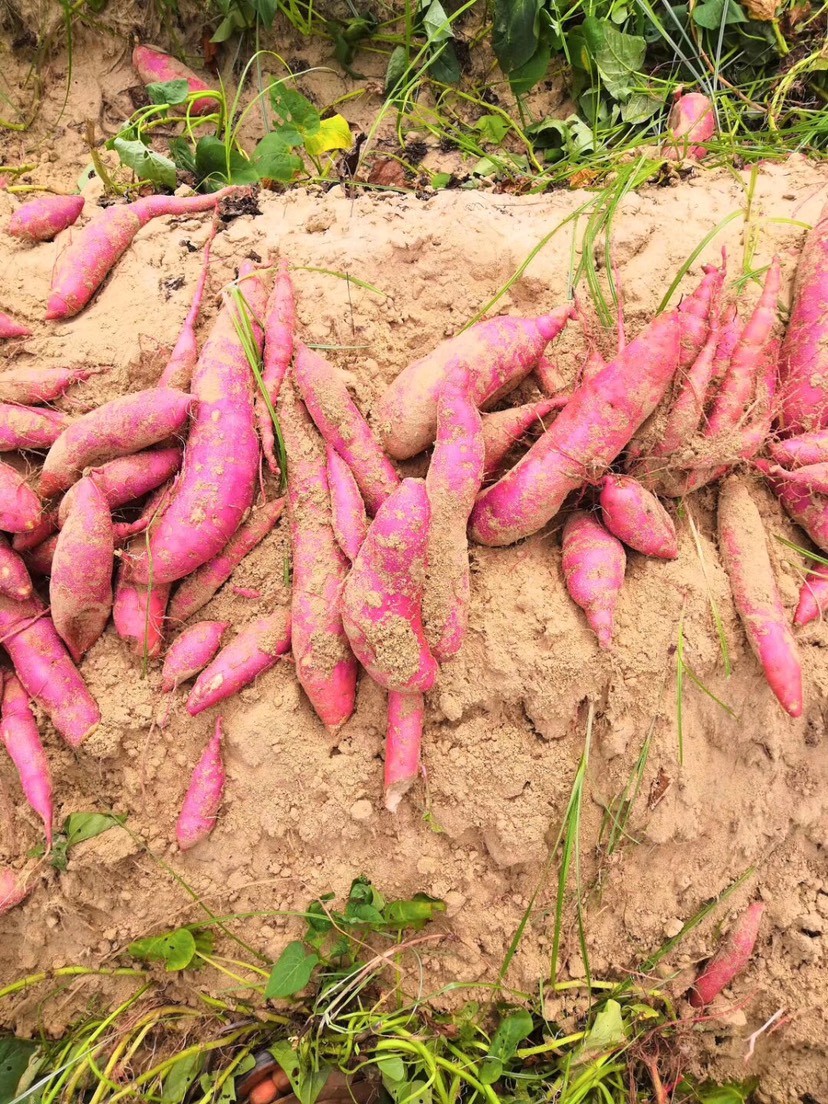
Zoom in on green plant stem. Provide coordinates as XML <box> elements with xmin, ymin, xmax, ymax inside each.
<box><xmin>0</xmin><ymin>966</ymin><xmax>145</xmax><ymax>1001</ymax></box>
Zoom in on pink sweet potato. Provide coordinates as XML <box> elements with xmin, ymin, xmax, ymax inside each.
<box><xmin>186</xmin><ymin>608</ymin><xmax>291</xmax><ymax>715</ymax></box>
<box><xmin>794</xmin><ymin>570</ymin><xmax>828</xmax><ymax>626</ymax></box>
<box><xmin>57</xmin><ymin>447</ymin><xmax>182</xmax><ymax>526</ymax></box>
<box><xmin>0</xmin><ymin>312</ymin><xmax>31</xmax><ymax>339</ymax></box>
<box><xmin>469</xmin><ymin>312</ymin><xmax>679</xmax><ymax>547</ymax></box>
<box><xmin>159</xmin><ymin>216</ymin><xmax>217</xmax><ymax>390</ymax></box>
<box><xmin>688</xmin><ymin>901</ymin><xmax>764</xmax><ymax>1007</ymax></box>
<box><xmin>1</xmin><ymin>673</ymin><xmax>52</xmax><ymax>845</ymax></box>
<box><xmin>0</xmin><ymin>405</ymin><xmax>70</xmax><ymax>451</ymax></box>
<box><xmin>769</xmin><ymin>429</ymin><xmax>828</xmax><ymax>469</ymax></box>
<box><xmin>378</xmin><ymin>305</ymin><xmax>574</xmax><ymax>460</ymax></box>
<box><xmin>561</xmin><ymin>512</ymin><xmax>626</xmax><ymax>649</ymax></box>
<box><xmin>481</xmin><ymin>397</ymin><xmax>563</xmax><ymax>481</ymax></box>
<box><xmin>0</xmin><ymin>462</ymin><xmax>41</xmax><ymax>533</ymax></box>
<box><xmin>655</xmin><ymin>315</ymin><xmax>721</xmax><ymax>457</ymax></box>
<box><xmin>133</xmin><ymin>44</ymin><xmax>217</xmax><ymax>116</ymax></box>
<box><xmin>295</xmin><ymin>342</ymin><xmax>399</xmax><ymax>515</ymax></box>
<box><xmin>12</xmin><ymin>514</ymin><xmax>57</xmax><ymax>551</ymax></box>
<box><xmin>258</xmin><ymin>259</ymin><xmax>295</xmax><ymax>473</ymax></box>
<box><xmin>676</xmin><ymin>262</ymin><xmax>725</xmax><ymax>371</ymax></box>
<box><xmin>342</xmin><ymin>478</ymin><xmax>438</xmax><ymax>693</ymax></box>
<box><xmin>763</xmin><ymin>472</ymin><xmax>828</xmax><ymax>554</ymax></box>
<box><xmin>423</xmin><ymin>367</ymin><xmax>484</xmax><ymax>662</ymax></box>
<box><xmin>662</xmin><ymin>91</ymin><xmax>715</xmax><ymax>161</ymax></box>
<box><xmin>39</xmin><ymin>387</ymin><xmax>191</xmax><ymax>497</ymax></box>
<box><xmin>385</xmin><ymin>691</ymin><xmax>424</xmax><ymax>814</ymax></box>
<box><xmin>767</xmin><ymin>460</ymin><xmax>828</xmax><ymax>497</ymax></box>
<box><xmin>0</xmin><ymin>865</ymin><xmax>33</xmax><ymax>914</ymax></box>
<box><xmin>326</xmin><ymin>445</ymin><xmax>367</xmax><ymax>563</ymax></box>
<box><xmin>176</xmin><ymin>718</ymin><xmax>225</xmax><ymax>851</ymax></box>
<box><xmin>779</xmin><ymin>201</ymin><xmax>828</xmax><ymax>434</ymax></box>
<box><xmin>0</xmin><ymin>535</ymin><xmax>33</xmax><ymax>600</ymax></box>
<box><xmin>8</xmin><ymin>194</ymin><xmax>84</xmax><ymax>242</ymax></box>
<box><xmin>113</xmin><ymin>543</ymin><xmax>170</xmax><ymax>658</ymax></box>
<box><xmin>0</xmin><ymin>592</ymin><xmax>100</xmax><ymax>745</ymax></box>
<box><xmin>0</xmin><ymin>366</ymin><xmax>95</xmax><ymax>405</ymax></box>
<box><xmin>279</xmin><ymin>379</ymin><xmax>357</xmax><ymax>729</ymax></box>
<box><xmin>134</xmin><ymin>264</ymin><xmax>266</xmax><ymax>585</ymax></box>
<box><xmin>599</xmin><ymin>475</ymin><xmax>678</xmax><ymax>559</ymax></box>
<box><xmin>46</xmin><ymin>187</ymin><xmax>237</xmax><ymax>320</ymax></box>
<box><xmin>162</xmin><ymin>620</ymin><xmax>229</xmax><ymax>691</ymax></box>
<box><xmin>718</xmin><ymin>476</ymin><xmax>803</xmax><ymax>716</ymax></box>
<box><xmin>50</xmin><ymin>477</ymin><xmax>114</xmax><ymax>661</ymax></box>
<box><xmin>20</xmin><ymin>534</ymin><xmax>58</xmax><ymax>579</ymax></box>
<box><xmin>166</xmin><ymin>498</ymin><xmax>284</xmax><ymax>625</ymax></box>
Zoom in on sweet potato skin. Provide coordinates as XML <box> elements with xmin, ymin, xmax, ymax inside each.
<box><xmin>599</xmin><ymin>475</ymin><xmax>678</xmax><ymax>559</ymax></box>
<box><xmin>258</xmin><ymin>259</ymin><xmax>295</xmax><ymax>473</ymax></box>
<box><xmin>662</xmin><ymin>92</ymin><xmax>715</xmax><ymax>161</ymax></box>
<box><xmin>0</xmin><ymin>462</ymin><xmax>41</xmax><ymax>533</ymax></box>
<box><xmin>162</xmin><ymin>621</ymin><xmax>229</xmax><ymax>691</ymax></box>
<box><xmin>0</xmin><ymin>312</ymin><xmax>31</xmax><ymax>339</ymax></box>
<box><xmin>113</xmin><ymin>544</ymin><xmax>170</xmax><ymax>659</ymax></box>
<box><xmin>562</xmin><ymin>512</ymin><xmax>626</xmax><ymax>649</ymax></box>
<box><xmin>769</xmin><ymin>429</ymin><xmax>828</xmax><ymax>469</ymax></box>
<box><xmin>0</xmin><ymin>405</ymin><xmax>70</xmax><ymax>452</ymax></box>
<box><xmin>326</xmin><ymin>446</ymin><xmax>367</xmax><ymax>563</ymax></box>
<box><xmin>342</xmin><ymin>478</ymin><xmax>438</xmax><ymax>693</ymax></box>
<box><xmin>0</xmin><ymin>366</ymin><xmax>94</xmax><ymax>405</ymax></box>
<box><xmin>718</xmin><ymin>477</ymin><xmax>803</xmax><ymax>717</ymax></box>
<box><xmin>688</xmin><ymin>901</ymin><xmax>764</xmax><ymax>1007</ymax></box>
<box><xmin>8</xmin><ymin>195</ymin><xmax>84</xmax><ymax>242</ymax></box>
<box><xmin>470</xmin><ymin>312</ymin><xmax>679</xmax><ymax>546</ymax></box>
<box><xmin>176</xmin><ymin>719</ymin><xmax>225</xmax><ymax>851</ymax></box>
<box><xmin>794</xmin><ymin>570</ymin><xmax>828</xmax><ymax>626</ymax></box>
<box><xmin>1</xmin><ymin>674</ymin><xmax>52</xmax><ymax>846</ymax></box>
<box><xmin>58</xmin><ymin>447</ymin><xmax>182</xmax><ymax>525</ymax></box>
<box><xmin>0</xmin><ymin>866</ymin><xmax>33</xmax><ymax>914</ymax></box>
<box><xmin>0</xmin><ymin>535</ymin><xmax>33</xmax><ymax>600</ymax></box>
<box><xmin>133</xmin><ymin>45</ymin><xmax>216</xmax><ymax>115</ymax></box>
<box><xmin>385</xmin><ymin>691</ymin><xmax>424</xmax><ymax>813</ymax></box>
<box><xmin>481</xmin><ymin>397</ymin><xmax>563</xmax><ymax>481</ymax></box>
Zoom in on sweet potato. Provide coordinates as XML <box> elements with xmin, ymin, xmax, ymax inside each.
<box><xmin>342</xmin><ymin>478</ymin><xmax>438</xmax><ymax>692</ymax></box>
<box><xmin>0</xmin><ymin>592</ymin><xmax>100</xmax><ymax>745</ymax></box>
<box><xmin>385</xmin><ymin>691</ymin><xmax>424</xmax><ymax>814</ymax></box>
<box><xmin>186</xmin><ymin>608</ymin><xmax>291</xmax><ymax>715</ymax></box>
<box><xmin>481</xmin><ymin>397</ymin><xmax>564</xmax><ymax>481</ymax></box>
<box><xmin>779</xmin><ymin>200</ymin><xmax>828</xmax><ymax>434</ymax></box>
<box><xmin>655</xmin><ymin>315</ymin><xmax>721</xmax><ymax>458</ymax></box>
<box><xmin>133</xmin><ymin>44</ymin><xmax>217</xmax><ymax>116</ymax></box>
<box><xmin>0</xmin><ymin>312</ymin><xmax>31</xmax><ymax>339</ymax></box>
<box><xmin>677</xmin><ymin>262</ymin><xmax>725</xmax><ymax>371</ymax></box>
<box><xmin>295</xmin><ymin>342</ymin><xmax>399</xmax><ymax>515</ymax></box>
<box><xmin>258</xmin><ymin>259</ymin><xmax>295</xmax><ymax>473</ymax></box>
<box><xmin>0</xmin><ymin>535</ymin><xmax>33</xmax><ymax>600</ymax></box>
<box><xmin>761</xmin><ymin>469</ymin><xmax>828</xmax><ymax>555</ymax></box>
<box><xmin>20</xmin><ymin>534</ymin><xmax>58</xmax><ymax>580</ymax></box>
<box><xmin>662</xmin><ymin>91</ymin><xmax>715</xmax><ymax>161</ymax></box>
<box><xmin>469</xmin><ymin>312</ymin><xmax>679</xmax><ymax>546</ymax></box>
<box><xmin>162</xmin><ymin>621</ymin><xmax>229</xmax><ymax>691</ymax></box>
<box><xmin>326</xmin><ymin>446</ymin><xmax>367</xmax><ymax>562</ymax></box>
<box><xmin>769</xmin><ymin>429</ymin><xmax>828</xmax><ymax>469</ymax></box>
<box><xmin>8</xmin><ymin>195</ymin><xmax>84</xmax><ymax>242</ymax></box>
<box><xmin>166</xmin><ymin>498</ymin><xmax>284</xmax><ymax>624</ymax></box>
<box><xmin>0</xmin><ymin>865</ymin><xmax>33</xmax><ymax>914</ymax></box>
<box><xmin>378</xmin><ymin>305</ymin><xmax>574</xmax><ymax>460</ymax></box>
<box><xmin>0</xmin><ymin>405</ymin><xmax>70</xmax><ymax>451</ymax></box>
<box><xmin>794</xmin><ymin>570</ymin><xmax>828</xmax><ymax>626</ymax></box>
<box><xmin>39</xmin><ymin>387</ymin><xmax>191</xmax><ymax>497</ymax></box>
<box><xmin>279</xmin><ymin>379</ymin><xmax>357</xmax><ymax>729</ymax></box>
<box><xmin>134</xmin><ymin>264</ymin><xmax>266</xmax><ymax>585</ymax></box>
<box><xmin>688</xmin><ymin>901</ymin><xmax>764</xmax><ymax>1007</ymax></box>
<box><xmin>57</xmin><ymin>447</ymin><xmax>182</xmax><ymax>526</ymax></box>
<box><xmin>176</xmin><ymin>719</ymin><xmax>225</xmax><ymax>851</ymax></box>
<box><xmin>11</xmin><ymin>513</ymin><xmax>57</xmax><ymax>551</ymax></box>
<box><xmin>562</xmin><ymin>512</ymin><xmax>626</xmax><ymax>649</ymax></box>
<box><xmin>0</xmin><ymin>461</ymin><xmax>41</xmax><ymax>533</ymax></box>
<box><xmin>113</xmin><ymin>543</ymin><xmax>170</xmax><ymax>659</ymax></box>
<box><xmin>423</xmin><ymin>366</ymin><xmax>484</xmax><ymax>661</ymax></box>
<box><xmin>158</xmin><ymin>217</ymin><xmax>216</xmax><ymax>390</ymax></box>
<box><xmin>46</xmin><ymin>187</ymin><xmax>237</xmax><ymax>320</ymax></box>
<box><xmin>718</xmin><ymin>477</ymin><xmax>803</xmax><ymax>716</ymax></box>
<box><xmin>1</xmin><ymin>674</ymin><xmax>52</xmax><ymax>846</ymax></box>
<box><xmin>767</xmin><ymin>460</ymin><xmax>828</xmax><ymax>497</ymax></box>
<box><xmin>599</xmin><ymin>475</ymin><xmax>678</xmax><ymax>559</ymax></box>
<box><xmin>50</xmin><ymin>478</ymin><xmax>114</xmax><ymax>661</ymax></box>
<box><xmin>0</xmin><ymin>366</ymin><xmax>96</xmax><ymax>405</ymax></box>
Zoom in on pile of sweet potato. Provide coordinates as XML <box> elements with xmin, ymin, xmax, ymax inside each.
<box><xmin>1</xmin><ymin>183</ymin><xmax>828</xmax><ymax>916</ymax></box>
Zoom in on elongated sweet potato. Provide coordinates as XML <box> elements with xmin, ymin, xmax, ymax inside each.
<box><xmin>769</xmin><ymin>429</ymin><xmax>828</xmax><ymax>469</ymax></box>
<box><xmin>258</xmin><ymin>259</ymin><xmax>295</xmax><ymax>473</ymax></box>
<box><xmin>158</xmin><ymin>218</ymin><xmax>216</xmax><ymax>390</ymax></box>
<box><xmin>718</xmin><ymin>477</ymin><xmax>803</xmax><ymax>716</ymax></box>
<box><xmin>167</xmin><ymin>498</ymin><xmax>284</xmax><ymax>624</ymax></box>
<box><xmin>423</xmin><ymin>366</ymin><xmax>484</xmax><ymax>661</ymax></box>
<box><xmin>385</xmin><ymin>691</ymin><xmax>424</xmax><ymax>814</ymax></box>
<box><xmin>0</xmin><ymin>405</ymin><xmax>70</xmax><ymax>451</ymax></box>
<box><xmin>0</xmin><ymin>865</ymin><xmax>33</xmax><ymax>914</ymax></box>
<box><xmin>8</xmin><ymin>195</ymin><xmax>84</xmax><ymax>242</ymax></box>
<box><xmin>378</xmin><ymin>305</ymin><xmax>574</xmax><ymax>460</ymax></box>
<box><xmin>0</xmin><ymin>462</ymin><xmax>41</xmax><ymax>533</ymax></box>
<box><xmin>0</xmin><ymin>593</ymin><xmax>100</xmax><ymax>745</ymax></box>
<box><xmin>57</xmin><ymin>447</ymin><xmax>182</xmax><ymax>526</ymax></box>
<box><xmin>794</xmin><ymin>570</ymin><xmax>828</xmax><ymax>626</ymax></box>
<box><xmin>176</xmin><ymin>719</ymin><xmax>225</xmax><ymax>851</ymax></box>
<box><xmin>0</xmin><ymin>366</ymin><xmax>95</xmax><ymax>405</ymax></box>
<box><xmin>599</xmin><ymin>475</ymin><xmax>678</xmax><ymax>559</ymax></box>
<box><xmin>186</xmin><ymin>607</ymin><xmax>291</xmax><ymax>714</ymax></box>
<box><xmin>562</xmin><ymin>512</ymin><xmax>626</xmax><ymax>649</ymax></box>
<box><xmin>481</xmin><ymin>397</ymin><xmax>563</xmax><ymax>481</ymax></box>
<box><xmin>0</xmin><ymin>535</ymin><xmax>33</xmax><ymax>600</ymax></box>
<box><xmin>133</xmin><ymin>45</ymin><xmax>217</xmax><ymax>116</ymax></box>
<box><xmin>761</xmin><ymin>467</ymin><xmax>828</xmax><ymax>554</ymax></box>
<box><xmin>134</xmin><ymin>265</ymin><xmax>266</xmax><ymax>585</ymax></box>
<box><xmin>326</xmin><ymin>446</ymin><xmax>367</xmax><ymax>563</ymax></box>
<box><xmin>162</xmin><ymin>620</ymin><xmax>229</xmax><ymax>691</ymax></box>
<box><xmin>50</xmin><ymin>478</ymin><xmax>114</xmax><ymax>661</ymax></box>
<box><xmin>295</xmin><ymin>343</ymin><xmax>399</xmax><ymax>515</ymax></box>
<box><xmin>1</xmin><ymin>674</ymin><xmax>52</xmax><ymax>846</ymax></box>
<box><xmin>279</xmin><ymin>379</ymin><xmax>357</xmax><ymax>729</ymax></box>
<box><xmin>470</xmin><ymin>312</ymin><xmax>679</xmax><ymax>546</ymax></box>
<box><xmin>12</xmin><ymin>514</ymin><xmax>57</xmax><ymax>551</ymax></box>
<box><xmin>113</xmin><ymin>543</ymin><xmax>170</xmax><ymax>659</ymax></box>
<box><xmin>39</xmin><ymin>387</ymin><xmax>191</xmax><ymax>497</ymax></box>
<box><xmin>688</xmin><ymin>901</ymin><xmax>764</xmax><ymax>1007</ymax></box>
<box><xmin>0</xmin><ymin>312</ymin><xmax>31</xmax><ymax>339</ymax></box>
<box><xmin>342</xmin><ymin>478</ymin><xmax>438</xmax><ymax>693</ymax></box>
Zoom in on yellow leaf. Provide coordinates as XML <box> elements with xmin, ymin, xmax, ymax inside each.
<box><xmin>743</xmin><ymin>0</ymin><xmax>776</xmax><ymax>18</ymax></box>
<box><xmin>304</xmin><ymin>114</ymin><xmax>353</xmax><ymax>157</ymax></box>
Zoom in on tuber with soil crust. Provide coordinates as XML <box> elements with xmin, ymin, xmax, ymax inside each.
<box><xmin>8</xmin><ymin>194</ymin><xmax>84</xmax><ymax>242</ymax></box>
<box><xmin>0</xmin><ymin>463</ymin><xmax>42</xmax><ymax>533</ymax></box>
<box><xmin>0</xmin><ymin>865</ymin><xmax>33</xmax><ymax>914</ymax></box>
<box><xmin>162</xmin><ymin>621</ymin><xmax>229</xmax><ymax>692</ymax></box>
<box><xmin>562</xmin><ymin>512</ymin><xmax>626</xmax><ymax>649</ymax></box>
<box><xmin>57</xmin><ymin>447</ymin><xmax>183</xmax><ymax>526</ymax></box>
<box><xmin>481</xmin><ymin>397</ymin><xmax>564</xmax><ymax>481</ymax></box>
<box><xmin>385</xmin><ymin>691</ymin><xmax>425</xmax><ymax>814</ymax></box>
<box><xmin>794</xmin><ymin>570</ymin><xmax>828</xmax><ymax>627</ymax></box>
<box><xmin>133</xmin><ymin>44</ymin><xmax>217</xmax><ymax>116</ymax></box>
<box><xmin>176</xmin><ymin>719</ymin><xmax>225</xmax><ymax>851</ymax></box>
<box><xmin>258</xmin><ymin>258</ymin><xmax>295</xmax><ymax>474</ymax></box>
<box><xmin>158</xmin><ymin>216</ymin><xmax>217</xmax><ymax>390</ymax></box>
<box><xmin>0</xmin><ymin>536</ymin><xmax>33</xmax><ymax>600</ymax></box>
<box><xmin>688</xmin><ymin>901</ymin><xmax>764</xmax><ymax>1007</ymax></box>
<box><xmin>326</xmin><ymin>446</ymin><xmax>368</xmax><ymax>563</ymax></box>
<box><xmin>0</xmin><ymin>405</ymin><xmax>70</xmax><ymax>452</ymax></box>
<box><xmin>1</xmin><ymin>673</ymin><xmax>52</xmax><ymax>847</ymax></box>
<box><xmin>0</xmin><ymin>365</ymin><xmax>97</xmax><ymax>405</ymax></box>
<box><xmin>0</xmin><ymin>312</ymin><xmax>31</xmax><ymax>339</ymax></box>
<box><xmin>599</xmin><ymin>475</ymin><xmax>678</xmax><ymax>559</ymax></box>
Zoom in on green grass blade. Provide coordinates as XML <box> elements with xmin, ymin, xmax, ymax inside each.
<box><xmin>657</xmin><ymin>210</ymin><xmax>742</xmax><ymax>313</ymax></box>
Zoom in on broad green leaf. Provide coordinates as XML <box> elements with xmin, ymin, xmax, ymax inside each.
<box><xmin>128</xmin><ymin>925</ymin><xmax>213</xmax><ymax>971</ymax></box>
<box><xmin>692</xmin><ymin>0</ymin><xmax>748</xmax><ymax>26</ymax></box>
<box><xmin>385</xmin><ymin>45</ymin><xmax>409</xmax><ymax>97</ymax></box>
<box><xmin>508</xmin><ymin>30</ymin><xmax>552</xmax><ymax>95</ymax></box>
<box><xmin>621</xmin><ymin>91</ymin><xmax>663</xmax><ymax>122</ymax></box>
<box><xmin>575</xmin><ymin>999</ymin><xmax>627</xmax><ymax>1063</ymax></box>
<box><xmin>304</xmin><ymin>114</ymin><xmax>353</xmax><ymax>156</ymax></box>
<box><xmin>270</xmin><ymin>84</ymin><xmax>320</xmax><ymax>136</ymax></box>
<box><xmin>588</xmin><ymin>18</ymin><xmax>646</xmax><ymax>99</ymax></box>
<box><xmin>146</xmin><ymin>79</ymin><xmax>190</xmax><ymax>106</ymax></box>
<box><xmin>475</xmin><ymin>114</ymin><xmax>511</xmax><ymax>144</ymax></box>
<box><xmin>265</xmin><ymin>940</ymin><xmax>319</xmax><ymax>998</ymax></box>
<box><xmin>423</xmin><ymin>0</ymin><xmax>453</xmax><ymax>43</ymax></box>
<box><xmin>113</xmin><ymin>138</ymin><xmax>177</xmax><ymax>189</ymax></box>
<box><xmin>480</xmin><ymin>1008</ymin><xmax>533</xmax><ymax>1084</ymax></box>
<box><xmin>267</xmin><ymin>1041</ymin><xmax>331</xmax><ymax>1104</ymax></box>
<box><xmin>253</xmin><ymin>0</ymin><xmax>278</xmax><ymax>25</ymax></box>
<box><xmin>429</xmin><ymin>40</ymin><xmax>461</xmax><ymax>84</ymax></box>
<box><xmin>168</xmin><ymin>137</ymin><xmax>197</xmax><ymax>175</ymax></box>
<box><xmin>198</xmin><ymin>1070</ymin><xmax>237</xmax><ymax>1104</ymax></box>
<box><xmin>431</xmin><ymin>171</ymin><xmax>452</xmax><ymax>188</ymax></box>
<box><xmin>344</xmin><ymin>901</ymin><xmax>385</xmax><ymax>925</ymax></box>
<box><xmin>348</xmin><ymin>876</ymin><xmax>384</xmax><ymax>909</ymax></box>
<box><xmin>0</xmin><ymin>1037</ymin><xmax>38</xmax><ymax>1102</ymax></box>
<box><xmin>211</xmin><ymin>8</ymin><xmax>248</xmax><ymax>42</ymax></box>
<box><xmin>693</xmin><ymin>1079</ymin><xmax>759</xmax><ymax>1104</ymax></box>
<box><xmin>376</xmin><ymin>1056</ymin><xmax>406</xmax><ymax>1084</ymax></box>
<box><xmin>383</xmin><ymin>893</ymin><xmax>447</xmax><ymax>930</ymax></box>
<box><xmin>195</xmin><ymin>136</ymin><xmax>259</xmax><ymax>188</ymax></box>
<box><xmin>161</xmin><ymin>1052</ymin><xmax>203</xmax><ymax>1104</ymax></box>
<box><xmin>305</xmin><ymin>896</ymin><xmax>335</xmax><ymax>934</ymax></box>
<box><xmin>493</xmin><ymin>0</ymin><xmax>542</xmax><ymax>73</ymax></box>
<box><xmin>64</xmin><ymin>812</ymin><xmax>126</xmax><ymax>848</ymax></box>
<box><xmin>252</xmin><ymin>134</ymin><xmax>304</xmax><ymax>182</ymax></box>
<box><xmin>384</xmin><ymin>1077</ymin><xmax>430</xmax><ymax>1104</ymax></box>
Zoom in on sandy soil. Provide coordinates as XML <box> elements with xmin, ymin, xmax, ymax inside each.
<box><xmin>0</xmin><ymin>25</ymin><xmax>827</xmax><ymax>1104</ymax></box>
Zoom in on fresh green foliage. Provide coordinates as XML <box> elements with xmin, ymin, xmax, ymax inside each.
<box><xmin>30</xmin><ymin>811</ymin><xmax>127</xmax><ymax>872</ymax></box>
<box><xmin>129</xmin><ymin>925</ymin><xmax>215</xmax><ymax>971</ymax></box>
